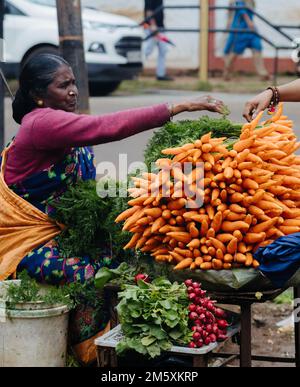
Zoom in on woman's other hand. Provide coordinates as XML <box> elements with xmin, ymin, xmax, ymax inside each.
<box><xmin>243</xmin><ymin>89</ymin><xmax>273</xmax><ymax>122</ymax></box>
<box><xmin>171</xmin><ymin>95</ymin><xmax>226</xmax><ymax>116</ymax></box>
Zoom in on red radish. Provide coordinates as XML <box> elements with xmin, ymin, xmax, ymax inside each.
<box><xmin>189</xmin><ymin>304</ymin><xmax>197</xmax><ymax>312</ymax></box>
<box><xmin>204</xmin><ymin>337</ymin><xmax>211</xmax><ymax>345</ymax></box>
<box><xmin>209</xmin><ymin>333</ymin><xmax>217</xmax><ymax>342</ymax></box>
<box><xmin>217</xmin><ymin>319</ymin><xmax>229</xmax><ymax>329</ymax></box>
<box><xmin>189</xmin><ymin>342</ymin><xmax>196</xmax><ymax>348</ymax></box>
<box><xmin>196</xmin><ymin>340</ymin><xmax>204</xmax><ymax>348</ymax></box>
<box><xmin>189</xmin><ymin>293</ymin><xmax>196</xmax><ymax>300</ymax></box>
<box><xmin>193</xmin><ymin>332</ymin><xmax>201</xmax><ymax>340</ymax></box>
<box><xmin>215</xmin><ymin>308</ymin><xmax>226</xmax><ymax>318</ymax></box>
<box><xmin>187</xmin><ymin>286</ymin><xmax>194</xmax><ymax>293</ymax></box>
<box><xmin>217</xmin><ymin>334</ymin><xmax>228</xmax><ymax>341</ymax></box>
<box><xmin>191</xmin><ymin>326</ymin><xmax>198</xmax><ymax>332</ymax></box>
<box><xmin>134</xmin><ymin>273</ymin><xmax>150</xmax><ymax>283</ymax></box>
<box><xmin>192</xmin><ymin>282</ymin><xmax>200</xmax><ymax>288</ymax></box>
<box><xmin>189</xmin><ymin>312</ymin><xmax>198</xmax><ymax>320</ymax></box>
<box><xmin>185</xmin><ymin>279</ymin><xmax>193</xmax><ymax>287</ymax></box>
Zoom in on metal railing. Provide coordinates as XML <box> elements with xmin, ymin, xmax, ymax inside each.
<box><xmin>143</xmin><ymin>3</ymin><xmax>300</xmax><ymax>85</ymax></box>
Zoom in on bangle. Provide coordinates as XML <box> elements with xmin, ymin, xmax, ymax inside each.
<box><xmin>266</xmin><ymin>86</ymin><xmax>280</xmax><ymax>113</ymax></box>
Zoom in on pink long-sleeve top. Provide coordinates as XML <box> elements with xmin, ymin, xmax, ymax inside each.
<box><xmin>4</xmin><ymin>104</ymin><xmax>170</xmax><ymax>185</ymax></box>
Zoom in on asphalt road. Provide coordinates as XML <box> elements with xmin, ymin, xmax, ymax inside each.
<box><xmin>4</xmin><ymin>90</ymin><xmax>300</xmax><ymax>178</ymax></box>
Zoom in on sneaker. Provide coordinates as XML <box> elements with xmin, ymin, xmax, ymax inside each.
<box><xmin>156</xmin><ymin>75</ymin><xmax>174</xmax><ymax>81</ymax></box>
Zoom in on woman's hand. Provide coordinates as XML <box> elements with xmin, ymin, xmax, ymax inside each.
<box><xmin>243</xmin><ymin>89</ymin><xmax>273</xmax><ymax>122</ymax></box>
<box><xmin>171</xmin><ymin>95</ymin><xmax>226</xmax><ymax>116</ymax></box>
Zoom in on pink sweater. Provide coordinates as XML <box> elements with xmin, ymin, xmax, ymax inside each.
<box><xmin>4</xmin><ymin>105</ymin><xmax>170</xmax><ymax>185</ymax></box>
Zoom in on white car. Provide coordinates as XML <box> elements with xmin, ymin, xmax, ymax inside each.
<box><xmin>3</xmin><ymin>0</ymin><xmax>144</xmax><ymax>95</ymax></box>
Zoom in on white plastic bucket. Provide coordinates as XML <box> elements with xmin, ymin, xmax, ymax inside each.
<box><xmin>0</xmin><ymin>301</ymin><xmax>69</xmax><ymax>367</ymax></box>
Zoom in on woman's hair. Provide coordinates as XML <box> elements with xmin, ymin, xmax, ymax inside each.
<box><xmin>12</xmin><ymin>53</ymin><xmax>70</xmax><ymax>124</ymax></box>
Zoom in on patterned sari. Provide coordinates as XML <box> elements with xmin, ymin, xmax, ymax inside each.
<box><xmin>3</xmin><ymin>145</ymin><xmax>114</xmax><ymax>363</ymax></box>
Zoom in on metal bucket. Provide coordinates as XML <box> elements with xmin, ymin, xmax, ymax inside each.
<box><xmin>0</xmin><ymin>300</ymin><xmax>69</xmax><ymax>367</ymax></box>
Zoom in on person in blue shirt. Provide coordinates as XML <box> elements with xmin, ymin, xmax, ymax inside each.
<box><xmin>223</xmin><ymin>0</ymin><xmax>269</xmax><ymax>81</ymax></box>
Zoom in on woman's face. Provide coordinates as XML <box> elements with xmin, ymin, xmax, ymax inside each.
<box><xmin>42</xmin><ymin>64</ymin><xmax>78</xmax><ymax>112</ymax></box>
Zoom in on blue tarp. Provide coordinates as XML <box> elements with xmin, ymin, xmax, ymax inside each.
<box><xmin>254</xmin><ymin>233</ymin><xmax>300</xmax><ymax>288</ymax></box>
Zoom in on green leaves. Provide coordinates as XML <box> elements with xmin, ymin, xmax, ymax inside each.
<box><xmin>116</xmin><ymin>278</ymin><xmax>191</xmax><ymax>359</ymax></box>
<box><xmin>144</xmin><ymin>116</ymin><xmax>242</xmax><ymax>169</ymax></box>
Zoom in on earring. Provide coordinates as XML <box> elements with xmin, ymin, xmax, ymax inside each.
<box><xmin>37</xmin><ymin>100</ymin><xmax>44</xmax><ymax>107</ymax></box>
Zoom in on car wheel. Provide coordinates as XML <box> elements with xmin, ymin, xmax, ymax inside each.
<box><xmin>21</xmin><ymin>45</ymin><xmax>60</xmax><ymax>68</ymax></box>
<box><xmin>89</xmin><ymin>81</ymin><xmax>121</xmax><ymax>96</ymax></box>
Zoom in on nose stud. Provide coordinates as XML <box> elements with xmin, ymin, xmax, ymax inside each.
<box><xmin>69</xmin><ymin>91</ymin><xmax>75</xmax><ymax>96</ymax></box>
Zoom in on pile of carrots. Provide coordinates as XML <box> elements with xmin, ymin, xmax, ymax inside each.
<box><xmin>115</xmin><ymin>103</ymin><xmax>300</xmax><ymax>271</ymax></box>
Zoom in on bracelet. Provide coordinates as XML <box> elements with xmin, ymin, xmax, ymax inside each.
<box><xmin>266</xmin><ymin>86</ymin><xmax>280</xmax><ymax>113</ymax></box>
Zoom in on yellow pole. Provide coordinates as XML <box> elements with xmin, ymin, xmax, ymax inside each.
<box><xmin>199</xmin><ymin>0</ymin><xmax>209</xmax><ymax>83</ymax></box>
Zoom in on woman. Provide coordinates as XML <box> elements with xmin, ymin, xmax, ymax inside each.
<box><xmin>0</xmin><ymin>54</ymin><xmax>224</xmax><ymax>362</ymax></box>
<box><xmin>243</xmin><ymin>80</ymin><xmax>300</xmax><ymax>121</ymax></box>
<box><xmin>223</xmin><ymin>0</ymin><xmax>269</xmax><ymax>81</ymax></box>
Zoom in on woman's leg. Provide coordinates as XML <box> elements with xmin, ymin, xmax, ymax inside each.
<box><xmin>223</xmin><ymin>52</ymin><xmax>238</xmax><ymax>80</ymax></box>
<box><xmin>252</xmin><ymin>49</ymin><xmax>269</xmax><ymax>80</ymax></box>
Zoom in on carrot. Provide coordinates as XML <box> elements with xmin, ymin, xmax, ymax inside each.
<box><xmin>195</xmin><ymin>257</ymin><xmax>204</xmax><ymax>266</ymax></box>
<box><xmin>227</xmin><ymin>237</ymin><xmax>238</xmax><ymax>254</ymax></box>
<box><xmin>174</xmin><ymin>258</ymin><xmax>194</xmax><ymax>270</ymax></box>
<box><xmin>207</xmin><ymin>228</ymin><xmax>216</xmax><ymax>239</ymax></box>
<box><xmin>233</xmin><ymin>136</ymin><xmax>256</xmax><ymax>153</ymax></box>
<box><xmin>223</xmin><ymin>167</ymin><xmax>234</xmax><ymax>180</ymax></box>
<box><xmin>252</xmin><ymin>259</ymin><xmax>260</xmax><ymax>268</ymax></box>
<box><xmin>212</xmin><ymin>259</ymin><xmax>223</xmax><ymax>270</ymax></box>
<box><xmin>230</xmin><ymin>193</ymin><xmax>245</xmax><ymax>203</ymax></box>
<box><xmin>215</xmin><ymin>248</ymin><xmax>223</xmax><ymax>260</ymax></box>
<box><xmin>200</xmin><ymin>219</ymin><xmax>209</xmax><ymax>237</ymax></box>
<box><xmin>251</xmin><ymin>217</ymin><xmax>279</xmax><ymax>233</ymax></box>
<box><xmin>226</xmin><ymin>212</ymin><xmax>246</xmax><ymax>222</ymax></box>
<box><xmin>167</xmin><ymin>198</ymin><xmax>187</xmax><ymax>211</ymax></box>
<box><xmin>169</xmin><ymin>251</ymin><xmax>185</xmax><ymax>263</ymax></box>
<box><xmin>151</xmin><ymin>217</ymin><xmax>166</xmax><ymax>233</ymax></box>
<box><xmin>174</xmin><ymin>247</ymin><xmax>193</xmax><ymax>258</ymax></box>
<box><xmin>211</xmin><ymin>211</ymin><xmax>223</xmax><ymax>233</ymax></box>
<box><xmin>229</xmin><ymin>204</ymin><xmax>246</xmax><ymax>214</ymax></box>
<box><xmin>243</xmin><ymin>232</ymin><xmax>266</xmax><ymax>244</ymax></box>
<box><xmin>187</xmin><ymin>239</ymin><xmax>201</xmax><ymax>249</ymax></box>
<box><xmin>167</xmin><ymin>232</ymin><xmax>192</xmax><ymax>243</ymax></box>
<box><xmin>279</xmin><ymin>226</ymin><xmax>300</xmax><ymax>234</ymax></box>
<box><xmin>124</xmin><ymin>233</ymin><xmax>142</xmax><ymax>250</ymax></box>
<box><xmin>115</xmin><ymin>206</ymin><xmax>141</xmax><ymax>223</ymax></box>
<box><xmin>200</xmin><ymin>262</ymin><xmax>213</xmax><ymax>270</ymax></box>
<box><xmin>188</xmin><ymin>223</ymin><xmax>200</xmax><ymax>238</ymax></box>
<box><xmin>233</xmin><ymin>230</ymin><xmax>243</xmax><ymax>242</ymax></box>
<box><xmin>221</xmin><ymin>221</ymin><xmax>250</xmax><ymax>233</ymax></box>
<box><xmin>243</xmin><ymin>178</ymin><xmax>259</xmax><ymax>191</ymax></box>
<box><xmin>209</xmin><ymin>237</ymin><xmax>226</xmax><ymax>254</ymax></box>
<box><xmin>235</xmin><ymin>253</ymin><xmax>247</xmax><ymax>264</ymax></box>
<box><xmin>245</xmin><ymin>253</ymin><xmax>253</xmax><ymax>267</ymax></box>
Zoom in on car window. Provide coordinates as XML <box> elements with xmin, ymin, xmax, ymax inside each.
<box><xmin>5</xmin><ymin>1</ymin><xmax>25</xmax><ymax>15</ymax></box>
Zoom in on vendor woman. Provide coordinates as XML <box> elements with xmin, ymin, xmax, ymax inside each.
<box><xmin>0</xmin><ymin>54</ymin><xmax>224</xmax><ymax>362</ymax></box>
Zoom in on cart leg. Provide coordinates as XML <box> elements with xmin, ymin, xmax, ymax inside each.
<box><xmin>240</xmin><ymin>303</ymin><xmax>252</xmax><ymax>367</ymax></box>
<box><xmin>294</xmin><ymin>287</ymin><xmax>300</xmax><ymax>368</ymax></box>
<box><xmin>193</xmin><ymin>354</ymin><xmax>208</xmax><ymax>367</ymax></box>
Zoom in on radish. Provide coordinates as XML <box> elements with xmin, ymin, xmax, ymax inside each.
<box><xmin>188</xmin><ymin>342</ymin><xmax>196</xmax><ymax>348</ymax></box>
<box><xmin>189</xmin><ymin>304</ymin><xmax>197</xmax><ymax>312</ymax></box>
<box><xmin>217</xmin><ymin>319</ymin><xmax>229</xmax><ymax>329</ymax></box>
<box><xmin>189</xmin><ymin>312</ymin><xmax>198</xmax><ymax>320</ymax></box>
<box><xmin>185</xmin><ymin>279</ymin><xmax>193</xmax><ymax>287</ymax></box>
<box><xmin>134</xmin><ymin>273</ymin><xmax>150</xmax><ymax>283</ymax></box>
<box><xmin>193</xmin><ymin>332</ymin><xmax>201</xmax><ymax>340</ymax></box>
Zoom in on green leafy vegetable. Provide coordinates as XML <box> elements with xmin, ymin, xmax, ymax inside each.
<box><xmin>144</xmin><ymin>115</ymin><xmax>242</xmax><ymax>169</ymax></box>
<box><xmin>116</xmin><ymin>278</ymin><xmax>191</xmax><ymax>358</ymax></box>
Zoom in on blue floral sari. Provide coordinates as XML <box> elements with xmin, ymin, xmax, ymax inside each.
<box><xmin>3</xmin><ymin>145</ymin><xmax>113</xmax><ymax>354</ymax></box>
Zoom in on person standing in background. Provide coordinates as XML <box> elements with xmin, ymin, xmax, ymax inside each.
<box><xmin>223</xmin><ymin>0</ymin><xmax>269</xmax><ymax>81</ymax></box>
<box><xmin>144</xmin><ymin>0</ymin><xmax>173</xmax><ymax>81</ymax></box>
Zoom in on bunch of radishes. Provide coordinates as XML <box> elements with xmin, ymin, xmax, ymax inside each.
<box><xmin>184</xmin><ymin>279</ymin><xmax>229</xmax><ymax>349</ymax></box>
